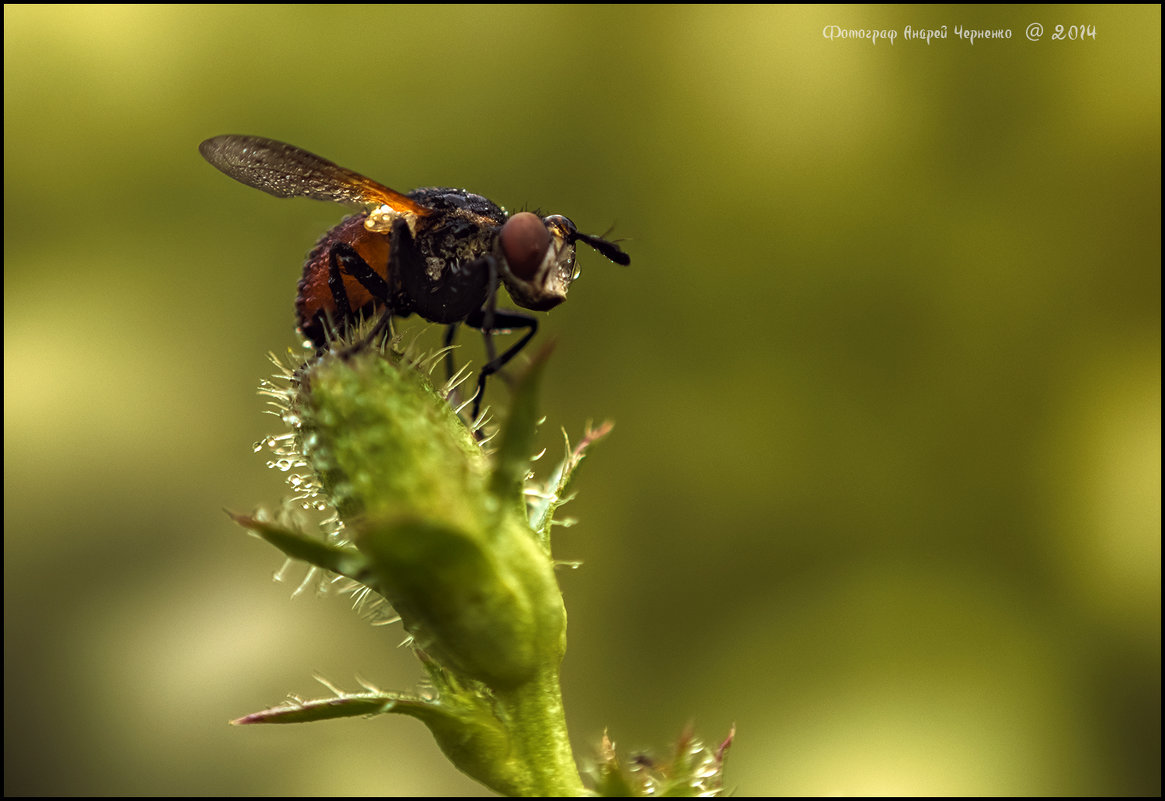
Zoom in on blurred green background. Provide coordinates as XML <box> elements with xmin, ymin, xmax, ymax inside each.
<box><xmin>4</xmin><ymin>5</ymin><xmax>1159</xmax><ymax>796</ymax></box>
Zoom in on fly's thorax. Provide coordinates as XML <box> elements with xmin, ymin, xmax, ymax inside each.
<box><xmin>406</xmin><ymin>187</ymin><xmax>507</xmax><ymax>283</ymax></box>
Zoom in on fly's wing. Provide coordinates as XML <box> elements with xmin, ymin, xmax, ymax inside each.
<box><xmin>199</xmin><ymin>135</ymin><xmax>431</xmax><ymax>216</ymax></box>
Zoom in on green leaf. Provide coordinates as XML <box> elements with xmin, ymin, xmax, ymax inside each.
<box><xmin>232</xmin><ymin>692</ymin><xmax>403</xmax><ymax>725</ymax></box>
<box><xmin>228</xmin><ymin>512</ymin><xmax>370</xmax><ymax>583</ymax></box>
<box><xmin>490</xmin><ymin>341</ymin><xmax>554</xmax><ymax>510</ymax></box>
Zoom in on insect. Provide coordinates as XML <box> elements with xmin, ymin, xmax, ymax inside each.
<box><xmin>199</xmin><ymin>134</ymin><xmax>629</xmax><ymax>421</ymax></box>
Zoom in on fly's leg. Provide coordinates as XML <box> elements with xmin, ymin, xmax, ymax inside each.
<box><xmin>325</xmin><ymin>242</ymin><xmax>394</xmax><ymax>354</ymax></box>
<box><xmin>463</xmin><ymin>307</ymin><xmax>539</xmax><ymax>425</ymax></box>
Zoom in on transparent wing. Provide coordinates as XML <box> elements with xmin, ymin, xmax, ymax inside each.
<box><xmin>199</xmin><ymin>135</ymin><xmax>430</xmax><ymax>216</ymax></box>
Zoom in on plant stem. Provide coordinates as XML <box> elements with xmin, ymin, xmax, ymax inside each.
<box><xmin>495</xmin><ymin>664</ymin><xmax>585</xmax><ymax>796</ymax></box>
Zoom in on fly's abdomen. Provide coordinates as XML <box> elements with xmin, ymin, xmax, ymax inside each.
<box><xmin>296</xmin><ymin>212</ymin><xmax>392</xmax><ymax>345</ymax></box>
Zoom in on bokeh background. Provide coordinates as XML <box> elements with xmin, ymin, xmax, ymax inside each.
<box><xmin>5</xmin><ymin>5</ymin><xmax>1159</xmax><ymax>796</ymax></box>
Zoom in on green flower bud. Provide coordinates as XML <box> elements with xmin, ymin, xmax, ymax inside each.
<box><xmin>293</xmin><ymin>343</ymin><xmax>566</xmax><ymax>690</ymax></box>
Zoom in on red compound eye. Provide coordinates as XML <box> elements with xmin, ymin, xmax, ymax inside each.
<box><xmin>499</xmin><ymin>212</ymin><xmax>551</xmax><ymax>281</ymax></box>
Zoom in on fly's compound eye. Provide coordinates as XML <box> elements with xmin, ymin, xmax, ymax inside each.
<box><xmin>499</xmin><ymin>212</ymin><xmax>552</xmax><ymax>281</ymax></box>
